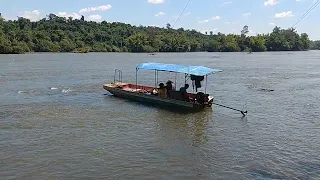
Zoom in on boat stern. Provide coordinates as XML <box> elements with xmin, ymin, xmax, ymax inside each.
<box><xmin>207</xmin><ymin>96</ymin><xmax>214</xmax><ymax>107</ymax></box>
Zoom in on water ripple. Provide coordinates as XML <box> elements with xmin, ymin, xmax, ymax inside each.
<box><xmin>1</xmin><ymin>52</ymin><xmax>320</xmax><ymax>179</ymax></box>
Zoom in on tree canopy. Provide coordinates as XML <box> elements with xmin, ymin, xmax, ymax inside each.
<box><xmin>311</xmin><ymin>40</ymin><xmax>320</xmax><ymax>50</ymax></box>
<box><xmin>0</xmin><ymin>13</ymin><xmax>314</xmax><ymax>54</ymax></box>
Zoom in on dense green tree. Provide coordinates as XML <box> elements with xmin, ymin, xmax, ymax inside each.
<box><xmin>91</xmin><ymin>42</ymin><xmax>111</xmax><ymax>52</ymax></box>
<box><xmin>166</xmin><ymin>23</ymin><xmax>171</xmax><ymax>29</ymax></box>
<box><xmin>189</xmin><ymin>39</ymin><xmax>200</xmax><ymax>52</ymax></box>
<box><xmin>11</xmin><ymin>41</ymin><xmax>30</xmax><ymax>53</ymax></box>
<box><xmin>0</xmin><ymin>36</ymin><xmax>12</xmax><ymax>53</ymax></box>
<box><xmin>126</xmin><ymin>33</ymin><xmax>150</xmax><ymax>52</ymax></box>
<box><xmin>0</xmin><ymin>14</ymin><xmax>313</xmax><ymax>54</ymax></box>
<box><xmin>220</xmin><ymin>35</ymin><xmax>240</xmax><ymax>52</ymax></box>
<box><xmin>249</xmin><ymin>36</ymin><xmax>267</xmax><ymax>52</ymax></box>
<box><xmin>59</xmin><ymin>38</ymin><xmax>75</xmax><ymax>52</ymax></box>
<box><xmin>206</xmin><ymin>40</ymin><xmax>221</xmax><ymax>52</ymax></box>
<box><xmin>300</xmin><ymin>33</ymin><xmax>311</xmax><ymax>50</ymax></box>
<box><xmin>311</xmin><ymin>40</ymin><xmax>320</xmax><ymax>50</ymax></box>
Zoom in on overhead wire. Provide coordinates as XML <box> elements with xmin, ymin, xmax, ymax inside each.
<box><xmin>292</xmin><ymin>0</ymin><xmax>320</xmax><ymax>27</ymax></box>
<box><xmin>172</xmin><ymin>0</ymin><xmax>319</xmax><ymax>29</ymax></box>
<box><xmin>291</xmin><ymin>0</ymin><xmax>320</xmax><ymax>28</ymax></box>
<box><xmin>172</xmin><ymin>0</ymin><xmax>191</xmax><ymax>28</ymax></box>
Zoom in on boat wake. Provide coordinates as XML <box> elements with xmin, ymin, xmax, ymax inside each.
<box><xmin>17</xmin><ymin>87</ymin><xmax>73</xmax><ymax>94</ymax></box>
<box><xmin>62</xmin><ymin>88</ymin><xmax>72</xmax><ymax>93</ymax></box>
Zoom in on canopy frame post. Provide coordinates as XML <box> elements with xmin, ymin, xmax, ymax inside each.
<box><xmin>136</xmin><ymin>68</ymin><xmax>138</xmax><ymax>90</ymax></box>
<box><xmin>154</xmin><ymin>70</ymin><xmax>157</xmax><ymax>87</ymax></box>
<box><xmin>175</xmin><ymin>72</ymin><xmax>177</xmax><ymax>90</ymax></box>
<box><xmin>193</xmin><ymin>80</ymin><xmax>195</xmax><ymax>93</ymax></box>
<box><xmin>205</xmin><ymin>75</ymin><xmax>208</xmax><ymax>94</ymax></box>
<box><xmin>184</xmin><ymin>74</ymin><xmax>190</xmax><ymax>85</ymax></box>
<box><xmin>184</xmin><ymin>73</ymin><xmax>187</xmax><ymax>84</ymax></box>
<box><xmin>156</xmin><ymin>70</ymin><xmax>159</xmax><ymax>86</ymax></box>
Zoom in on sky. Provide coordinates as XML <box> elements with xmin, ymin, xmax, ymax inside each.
<box><xmin>0</xmin><ymin>0</ymin><xmax>319</xmax><ymax>40</ymax></box>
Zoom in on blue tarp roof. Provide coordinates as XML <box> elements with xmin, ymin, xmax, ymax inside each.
<box><xmin>136</xmin><ymin>62</ymin><xmax>223</xmax><ymax>76</ymax></box>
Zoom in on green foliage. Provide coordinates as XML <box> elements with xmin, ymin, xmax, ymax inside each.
<box><xmin>220</xmin><ymin>35</ymin><xmax>241</xmax><ymax>52</ymax></box>
<box><xmin>249</xmin><ymin>36</ymin><xmax>267</xmax><ymax>52</ymax></box>
<box><xmin>11</xmin><ymin>41</ymin><xmax>30</xmax><ymax>54</ymax></box>
<box><xmin>300</xmin><ymin>33</ymin><xmax>310</xmax><ymax>50</ymax></box>
<box><xmin>311</xmin><ymin>40</ymin><xmax>320</xmax><ymax>50</ymax></box>
<box><xmin>206</xmin><ymin>40</ymin><xmax>220</xmax><ymax>52</ymax></box>
<box><xmin>73</xmin><ymin>47</ymin><xmax>89</xmax><ymax>53</ymax></box>
<box><xmin>59</xmin><ymin>38</ymin><xmax>75</xmax><ymax>52</ymax></box>
<box><xmin>0</xmin><ymin>15</ymin><xmax>313</xmax><ymax>54</ymax></box>
<box><xmin>0</xmin><ymin>36</ymin><xmax>12</xmax><ymax>53</ymax></box>
<box><xmin>244</xmin><ymin>47</ymin><xmax>252</xmax><ymax>52</ymax></box>
<box><xmin>189</xmin><ymin>40</ymin><xmax>200</xmax><ymax>52</ymax></box>
<box><xmin>111</xmin><ymin>45</ymin><xmax>121</xmax><ymax>52</ymax></box>
<box><xmin>264</xmin><ymin>27</ymin><xmax>310</xmax><ymax>51</ymax></box>
<box><xmin>126</xmin><ymin>33</ymin><xmax>149</xmax><ymax>52</ymax></box>
<box><xmin>91</xmin><ymin>43</ymin><xmax>112</xmax><ymax>52</ymax></box>
<box><xmin>34</xmin><ymin>39</ymin><xmax>60</xmax><ymax>52</ymax></box>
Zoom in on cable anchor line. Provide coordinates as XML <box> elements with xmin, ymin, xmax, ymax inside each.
<box><xmin>213</xmin><ymin>102</ymin><xmax>248</xmax><ymax>116</ymax></box>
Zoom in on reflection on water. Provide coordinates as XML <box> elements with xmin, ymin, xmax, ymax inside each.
<box><xmin>154</xmin><ymin>108</ymin><xmax>213</xmax><ymax>148</ymax></box>
<box><xmin>1</xmin><ymin>52</ymin><xmax>320</xmax><ymax>179</ymax></box>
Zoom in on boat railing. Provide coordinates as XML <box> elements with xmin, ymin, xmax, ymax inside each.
<box><xmin>114</xmin><ymin>69</ymin><xmax>122</xmax><ymax>84</ymax></box>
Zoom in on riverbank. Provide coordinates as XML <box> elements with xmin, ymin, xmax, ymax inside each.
<box><xmin>0</xmin><ymin>15</ymin><xmax>313</xmax><ymax>54</ymax></box>
<box><xmin>0</xmin><ymin>50</ymin><xmax>318</xmax><ymax>55</ymax></box>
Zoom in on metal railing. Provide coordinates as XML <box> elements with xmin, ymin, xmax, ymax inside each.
<box><xmin>114</xmin><ymin>69</ymin><xmax>122</xmax><ymax>84</ymax></box>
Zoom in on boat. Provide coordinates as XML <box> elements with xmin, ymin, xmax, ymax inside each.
<box><xmin>103</xmin><ymin>62</ymin><xmax>223</xmax><ymax>112</ymax></box>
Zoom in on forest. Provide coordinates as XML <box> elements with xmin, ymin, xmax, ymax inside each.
<box><xmin>311</xmin><ymin>40</ymin><xmax>320</xmax><ymax>50</ymax></box>
<box><xmin>0</xmin><ymin>13</ymin><xmax>317</xmax><ymax>54</ymax></box>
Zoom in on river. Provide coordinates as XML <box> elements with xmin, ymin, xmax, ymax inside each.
<box><xmin>1</xmin><ymin>51</ymin><xmax>319</xmax><ymax>179</ymax></box>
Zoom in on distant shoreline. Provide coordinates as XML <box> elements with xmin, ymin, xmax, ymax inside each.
<box><xmin>0</xmin><ymin>15</ymin><xmax>317</xmax><ymax>54</ymax></box>
<box><xmin>0</xmin><ymin>49</ymin><xmax>320</xmax><ymax>56</ymax></box>
<box><xmin>1</xmin><ymin>49</ymin><xmax>318</xmax><ymax>55</ymax></box>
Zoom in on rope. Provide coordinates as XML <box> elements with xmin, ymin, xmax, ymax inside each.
<box><xmin>213</xmin><ymin>102</ymin><xmax>247</xmax><ymax>116</ymax></box>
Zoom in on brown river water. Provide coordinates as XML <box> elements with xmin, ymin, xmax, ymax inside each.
<box><xmin>1</xmin><ymin>52</ymin><xmax>320</xmax><ymax>179</ymax></box>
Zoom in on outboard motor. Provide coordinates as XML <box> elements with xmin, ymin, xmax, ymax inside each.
<box><xmin>195</xmin><ymin>92</ymin><xmax>208</xmax><ymax>105</ymax></box>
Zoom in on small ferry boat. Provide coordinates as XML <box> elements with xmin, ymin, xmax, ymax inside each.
<box><xmin>103</xmin><ymin>62</ymin><xmax>223</xmax><ymax>112</ymax></box>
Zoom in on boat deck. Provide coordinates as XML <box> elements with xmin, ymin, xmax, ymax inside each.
<box><xmin>104</xmin><ymin>82</ymin><xmax>214</xmax><ymax>109</ymax></box>
<box><xmin>104</xmin><ymin>83</ymin><xmax>208</xmax><ymax>101</ymax></box>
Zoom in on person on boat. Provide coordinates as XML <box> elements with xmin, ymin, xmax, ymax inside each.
<box><xmin>179</xmin><ymin>84</ymin><xmax>189</xmax><ymax>100</ymax></box>
<box><xmin>165</xmin><ymin>80</ymin><xmax>174</xmax><ymax>91</ymax></box>
<box><xmin>165</xmin><ymin>80</ymin><xmax>174</xmax><ymax>98</ymax></box>
<box><xmin>158</xmin><ymin>83</ymin><xmax>167</xmax><ymax>98</ymax></box>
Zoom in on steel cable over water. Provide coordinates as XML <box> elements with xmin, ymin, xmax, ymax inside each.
<box><xmin>291</xmin><ymin>0</ymin><xmax>320</xmax><ymax>28</ymax></box>
<box><xmin>172</xmin><ymin>0</ymin><xmax>191</xmax><ymax>28</ymax></box>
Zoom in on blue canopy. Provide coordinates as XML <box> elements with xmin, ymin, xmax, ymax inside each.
<box><xmin>136</xmin><ymin>62</ymin><xmax>223</xmax><ymax>76</ymax></box>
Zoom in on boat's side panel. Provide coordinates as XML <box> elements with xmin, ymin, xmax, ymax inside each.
<box><xmin>104</xmin><ymin>86</ymin><xmax>203</xmax><ymax>111</ymax></box>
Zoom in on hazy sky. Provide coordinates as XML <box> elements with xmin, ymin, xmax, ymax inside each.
<box><xmin>1</xmin><ymin>0</ymin><xmax>319</xmax><ymax>40</ymax></box>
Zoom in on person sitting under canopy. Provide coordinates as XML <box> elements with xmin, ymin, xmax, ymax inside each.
<box><xmin>166</xmin><ymin>80</ymin><xmax>174</xmax><ymax>91</ymax></box>
<box><xmin>179</xmin><ymin>84</ymin><xmax>189</xmax><ymax>100</ymax></box>
<box><xmin>158</xmin><ymin>83</ymin><xmax>167</xmax><ymax>98</ymax></box>
<box><xmin>165</xmin><ymin>80</ymin><xmax>174</xmax><ymax>97</ymax></box>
